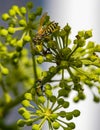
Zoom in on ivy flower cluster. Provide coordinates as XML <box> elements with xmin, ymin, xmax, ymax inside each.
<box><xmin>0</xmin><ymin>2</ymin><xmax>100</xmax><ymax>130</ymax></box>
<box><xmin>17</xmin><ymin>89</ymin><xmax>80</xmax><ymax>130</ymax></box>
<box><xmin>0</xmin><ymin>2</ymin><xmax>42</xmax><ymax>118</ymax></box>
<box><xmin>33</xmin><ymin>23</ymin><xmax>100</xmax><ymax>102</ymax></box>
<box><xmin>0</xmin><ymin>3</ymin><xmax>43</xmax><ymax>93</ymax></box>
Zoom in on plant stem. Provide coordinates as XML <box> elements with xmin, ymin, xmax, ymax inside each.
<box><xmin>68</xmin><ymin>44</ymin><xmax>78</xmax><ymax>59</ymax></box>
<box><xmin>39</xmin><ymin>117</ymin><xmax>46</xmax><ymax>129</ymax></box>
<box><xmin>30</xmin><ymin>41</ymin><xmax>38</xmax><ymax>83</ymax></box>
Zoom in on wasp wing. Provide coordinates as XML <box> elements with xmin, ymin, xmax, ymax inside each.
<box><xmin>38</xmin><ymin>12</ymin><xmax>48</xmax><ymax>32</ymax></box>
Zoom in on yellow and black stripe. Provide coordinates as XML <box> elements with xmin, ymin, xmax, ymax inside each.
<box><xmin>33</xmin><ymin>21</ymin><xmax>58</xmax><ymax>44</ymax></box>
<box><xmin>44</xmin><ymin>22</ymin><xmax>58</xmax><ymax>35</ymax></box>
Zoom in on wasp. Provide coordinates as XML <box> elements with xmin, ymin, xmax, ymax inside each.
<box><xmin>33</xmin><ymin>12</ymin><xmax>59</xmax><ymax>44</ymax></box>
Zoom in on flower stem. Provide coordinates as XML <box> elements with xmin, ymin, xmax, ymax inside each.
<box><xmin>30</xmin><ymin>41</ymin><xmax>38</xmax><ymax>83</ymax></box>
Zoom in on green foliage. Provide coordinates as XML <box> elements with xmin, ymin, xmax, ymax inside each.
<box><xmin>0</xmin><ymin>1</ymin><xmax>100</xmax><ymax>130</ymax></box>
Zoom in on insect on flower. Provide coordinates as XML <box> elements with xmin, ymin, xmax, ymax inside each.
<box><xmin>33</xmin><ymin>12</ymin><xmax>59</xmax><ymax>44</ymax></box>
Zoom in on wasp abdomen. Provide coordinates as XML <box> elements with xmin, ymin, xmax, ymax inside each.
<box><xmin>45</xmin><ymin>22</ymin><xmax>58</xmax><ymax>35</ymax></box>
<box><xmin>33</xmin><ymin>21</ymin><xmax>58</xmax><ymax>44</ymax></box>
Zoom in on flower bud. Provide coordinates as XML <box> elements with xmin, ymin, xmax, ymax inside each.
<box><xmin>53</xmin><ymin>121</ymin><xmax>60</xmax><ymax>129</ymax></box>
<box><xmin>62</xmin><ymin>101</ymin><xmax>69</xmax><ymax>108</ymax></box>
<box><xmin>0</xmin><ymin>29</ymin><xmax>8</xmax><ymax>36</ymax></box>
<box><xmin>94</xmin><ymin>45</ymin><xmax>100</xmax><ymax>52</ymax></box>
<box><xmin>45</xmin><ymin>90</ymin><xmax>52</xmax><ymax>97</ymax></box>
<box><xmin>35</xmin><ymin>7</ymin><xmax>42</xmax><ymax>16</ymax></box>
<box><xmin>16</xmin><ymin>40</ymin><xmax>23</xmax><ymax>51</ymax></box>
<box><xmin>59</xmin><ymin>111</ymin><xmax>66</xmax><ymax>118</ymax></box>
<box><xmin>9</xmin><ymin>9</ymin><xmax>16</xmax><ymax>16</ymax></box>
<box><xmin>57</xmin><ymin>98</ymin><xmax>64</xmax><ymax>105</ymax></box>
<box><xmin>59</xmin><ymin>30</ymin><xmax>66</xmax><ymax>38</ymax></box>
<box><xmin>36</xmin><ymin>56</ymin><xmax>44</xmax><ymax>64</ymax></box>
<box><xmin>84</xmin><ymin>30</ymin><xmax>92</xmax><ymax>39</ymax></box>
<box><xmin>93</xmin><ymin>95</ymin><xmax>100</xmax><ymax>103</ymax></box>
<box><xmin>66</xmin><ymin>112</ymin><xmax>73</xmax><ymax>120</ymax></box>
<box><xmin>38</xmin><ymin>96</ymin><xmax>46</xmax><ymax>104</ymax></box>
<box><xmin>23</xmin><ymin>35</ymin><xmax>31</xmax><ymax>42</ymax></box>
<box><xmin>2</xmin><ymin>13</ymin><xmax>10</xmax><ymax>21</ymax></box>
<box><xmin>77</xmin><ymin>30</ymin><xmax>85</xmax><ymax>37</ymax></box>
<box><xmin>67</xmin><ymin>122</ymin><xmax>75</xmax><ymax>129</ymax></box>
<box><xmin>12</xmin><ymin>5</ymin><xmax>19</xmax><ymax>13</ymax></box>
<box><xmin>29</xmin><ymin>13</ymin><xmax>36</xmax><ymax>21</ymax></box>
<box><xmin>19</xmin><ymin>19</ymin><xmax>27</xmax><ymax>26</ymax></box>
<box><xmin>49</xmin><ymin>95</ymin><xmax>56</xmax><ymax>103</ymax></box>
<box><xmin>22</xmin><ymin>111</ymin><xmax>31</xmax><ymax>119</ymax></box>
<box><xmin>24</xmin><ymin>93</ymin><xmax>32</xmax><ymax>101</ymax></box>
<box><xmin>73</xmin><ymin>96</ymin><xmax>79</xmax><ymax>103</ymax></box>
<box><xmin>17</xmin><ymin>119</ymin><xmax>25</xmax><ymax>127</ymax></box>
<box><xmin>50</xmin><ymin>113</ymin><xmax>58</xmax><ymax>121</ymax></box>
<box><xmin>8</xmin><ymin>27</ymin><xmax>15</xmax><ymax>34</ymax></box>
<box><xmin>1</xmin><ymin>66</ymin><xmax>9</xmax><ymax>75</ymax></box>
<box><xmin>64</xmin><ymin>24</ymin><xmax>71</xmax><ymax>34</ymax></box>
<box><xmin>46</xmin><ymin>54</ymin><xmax>54</xmax><ymax>61</ymax></box>
<box><xmin>20</xmin><ymin>7</ymin><xmax>26</xmax><ymax>15</ymax></box>
<box><xmin>21</xmin><ymin>100</ymin><xmax>30</xmax><ymax>107</ymax></box>
<box><xmin>27</xmin><ymin>2</ymin><xmax>34</xmax><ymax>9</ymax></box>
<box><xmin>72</xmin><ymin>109</ymin><xmax>80</xmax><ymax>117</ymax></box>
<box><xmin>32</xmin><ymin>124</ymin><xmax>40</xmax><ymax>130</ymax></box>
<box><xmin>18</xmin><ymin>107</ymin><xmax>26</xmax><ymax>114</ymax></box>
<box><xmin>86</xmin><ymin>41</ymin><xmax>94</xmax><ymax>48</ymax></box>
<box><xmin>26</xmin><ymin>119</ymin><xmax>33</xmax><ymax>126</ymax></box>
<box><xmin>36</xmin><ymin>45</ymin><xmax>43</xmax><ymax>52</ymax></box>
